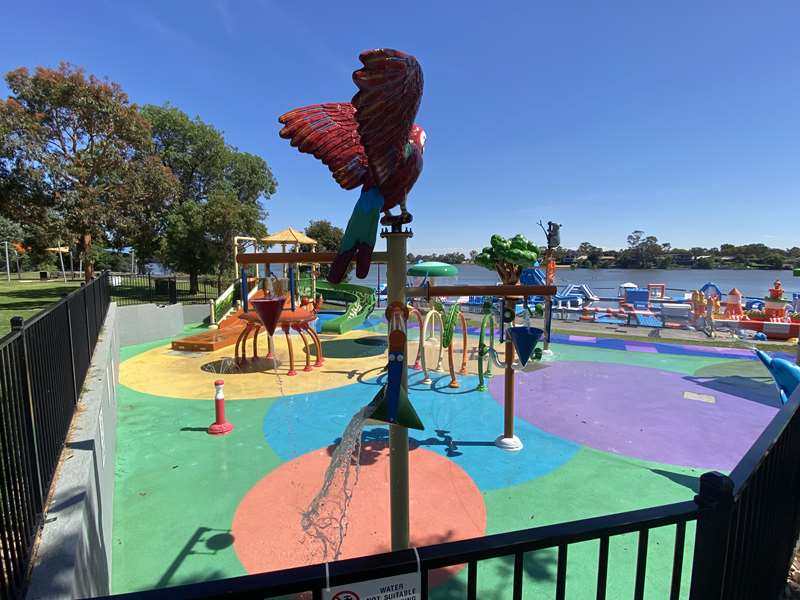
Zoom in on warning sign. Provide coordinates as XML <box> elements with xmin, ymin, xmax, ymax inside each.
<box><xmin>322</xmin><ymin>571</ymin><xmax>421</xmax><ymax>600</ymax></box>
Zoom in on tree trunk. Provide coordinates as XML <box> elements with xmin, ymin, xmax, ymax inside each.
<box><xmin>189</xmin><ymin>269</ymin><xmax>199</xmax><ymax>295</ymax></box>
<box><xmin>82</xmin><ymin>232</ymin><xmax>94</xmax><ymax>281</ymax></box>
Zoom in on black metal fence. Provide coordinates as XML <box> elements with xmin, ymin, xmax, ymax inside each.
<box><xmin>0</xmin><ymin>273</ymin><xmax>110</xmax><ymax>600</ymax></box>
<box><xmin>689</xmin><ymin>388</ymin><xmax>800</xmax><ymax>599</ymax></box>
<box><xmin>94</xmin><ymin>385</ymin><xmax>800</xmax><ymax>600</ymax></box>
<box><xmin>109</xmin><ymin>274</ymin><xmax>217</xmax><ymax>307</ymax></box>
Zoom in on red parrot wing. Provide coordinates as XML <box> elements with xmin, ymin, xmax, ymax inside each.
<box><xmin>352</xmin><ymin>49</ymin><xmax>423</xmax><ymax>189</ymax></box>
<box><xmin>278</xmin><ymin>103</ymin><xmax>369</xmax><ymax>190</ymax></box>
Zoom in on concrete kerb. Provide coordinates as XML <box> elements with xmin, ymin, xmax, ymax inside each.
<box><xmin>26</xmin><ymin>303</ymin><xmax>120</xmax><ymax>599</ymax></box>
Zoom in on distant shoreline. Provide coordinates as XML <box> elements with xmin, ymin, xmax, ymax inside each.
<box><xmin>458</xmin><ymin>263</ymin><xmax>796</xmax><ymax>272</ymax></box>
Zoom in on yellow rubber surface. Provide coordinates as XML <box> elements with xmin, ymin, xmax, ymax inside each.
<box><xmin>120</xmin><ymin>329</ymin><xmax>390</xmax><ymax>400</ymax></box>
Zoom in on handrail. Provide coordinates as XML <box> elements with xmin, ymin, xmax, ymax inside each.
<box><xmin>729</xmin><ymin>387</ymin><xmax>800</xmax><ymax>495</ymax></box>
<box><xmin>21</xmin><ymin>272</ymin><xmax>108</xmax><ymax>330</ymax></box>
<box><xmin>238</xmin><ymin>251</ymin><xmax>389</xmax><ymax>265</ymax></box>
<box><xmin>95</xmin><ymin>500</ymin><xmax>697</xmax><ymax>599</ymax></box>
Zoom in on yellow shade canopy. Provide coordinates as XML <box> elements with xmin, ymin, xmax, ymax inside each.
<box><xmin>262</xmin><ymin>227</ymin><xmax>317</xmax><ymax>246</ymax></box>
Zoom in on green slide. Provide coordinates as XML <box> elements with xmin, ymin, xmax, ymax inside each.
<box><xmin>298</xmin><ymin>277</ymin><xmax>376</xmax><ymax>334</ymax></box>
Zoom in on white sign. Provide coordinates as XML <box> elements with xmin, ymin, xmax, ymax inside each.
<box><xmin>322</xmin><ymin>571</ymin><xmax>421</xmax><ymax>600</ymax></box>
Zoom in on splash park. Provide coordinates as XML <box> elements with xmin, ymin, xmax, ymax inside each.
<box><xmin>16</xmin><ymin>48</ymin><xmax>800</xmax><ymax>600</ymax></box>
<box><xmin>110</xmin><ymin>242</ymin><xmax>799</xmax><ymax>599</ymax></box>
<box><xmin>113</xmin><ymin>308</ymin><xmax>793</xmax><ymax>596</ymax></box>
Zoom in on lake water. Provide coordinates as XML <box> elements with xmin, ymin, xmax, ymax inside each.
<box><xmin>355</xmin><ymin>264</ymin><xmax>799</xmax><ymax>300</ymax></box>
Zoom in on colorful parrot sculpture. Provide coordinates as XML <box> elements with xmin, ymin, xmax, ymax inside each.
<box><xmin>278</xmin><ymin>48</ymin><xmax>425</xmax><ymax>284</ymax></box>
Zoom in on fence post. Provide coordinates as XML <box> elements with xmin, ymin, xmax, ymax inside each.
<box><xmin>63</xmin><ymin>298</ymin><xmax>79</xmax><ymax>405</ymax></box>
<box><xmin>689</xmin><ymin>471</ymin><xmax>735</xmax><ymax>599</ymax></box>
<box><xmin>169</xmin><ymin>277</ymin><xmax>178</xmax><ymax>304</ymax></box>
<box><xmin>148</xmin><ymin>273</ymin><xmax>152</xmax><ymax>304</ymax></box>
<box><xmin>10</xmin><ymin>316</ymin><xmax>45</xmax><ymax>508</ymax></box>
<box><xmin>81</xmin><ymin>282</ymin><xmax>91</xmax><ymax>355</ymax></box>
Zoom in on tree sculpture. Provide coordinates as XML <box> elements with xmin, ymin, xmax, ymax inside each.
<box><xmin>474</xmin><ymin>234</ymin><xmax>539</xmax><ymax>285</ymax></box>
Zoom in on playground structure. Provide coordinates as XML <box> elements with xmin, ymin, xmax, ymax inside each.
<box><xmin>297</xmin><ymin>277</ymin><xmax>376</xmax><ymax>334</ymax></box>
<box><xmin>713</xmin><ymin>279</ymin><xmax>800</xmax><ymax>340</ymax></box>
<box><xmin>405</xmin><ymin>262</ymin><xmax>469</xmax><ymax>388</ymax></box>
<box><xmin>577</xmin><ymin>286</ymin><xmax>664</xmax><ymax>327</ymax></box>
<box><xmin>171</xmin><ymin>228</ymin><xmax>376</xmax><ymax>352</ymax></box>
<box><xmin>567</xmin><ymin>278</ymin><xmax>800</xmax><ymax>338</ymax></box>
<box><xmin>233</xmin><ymin>294</ymin><xmax>326</xmax><ymax>376</ymax></box>
<box><xmin>236</xmin><ymin>243</ymin><xmax>555</xmax><ymax>549</ymax></box>
<box><xmin>104</xmin><ymin>45</ymin><xmax>800</xmax><ymax>597</ymax></box>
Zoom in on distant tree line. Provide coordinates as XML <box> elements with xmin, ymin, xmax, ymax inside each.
<box><xmin>0</xmin><ymin>63</ymin><xmax>276</xmax><ymax>291</ymax></box>
<box><xmin>548</xmin><ymin>231</ymin><xmax>798</xmax><ymax>270</ymax></box>
<box><xmin>456</xmin><ymin>230</ymin><xmax>799</xmax><ymax>271</ymax></box>
<box><xmin>407</xmin><ymin>251</ymin><xmax>467</xmax><ymax>265</ymax></box>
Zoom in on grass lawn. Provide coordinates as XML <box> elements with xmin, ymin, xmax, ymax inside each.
<box><xmin>0</xmin><ymin>278</ymin><xmax>82</xmax><ymax>336</ymax></box>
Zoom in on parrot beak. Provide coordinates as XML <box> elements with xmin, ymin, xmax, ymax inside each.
<box><xmin>369</xmin><ymin>385</ymin><xmax>424</xmax><ymax>431</ymax></box>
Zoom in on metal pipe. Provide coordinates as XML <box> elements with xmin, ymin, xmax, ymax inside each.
<box><xmin>240</xmin><ymin>268</ymin><xmax>248</xmax><ymax>313</ymax></box>
<box><xmin>57</xmin><ymin>242</ymin><xmax>67</xmax><ymax>283</ymax></box>
<box><xmin>237</xmin><ymin>251</ymin><xmax>390</xmax><ymax>265</ymax></box>
<box><xmin>383</xmin><ymin>225</ymin><xmax>412</xmax><ymax>551</ymax></box>
<box><xmin>289</xmin><ymin>264</ymin><xmax>296</xmax><ymax>311</ymax></box>
<box><xmin>504</xmin><ymin>297</ymin><xmax>516</xmax><ymax>439</ymax></box>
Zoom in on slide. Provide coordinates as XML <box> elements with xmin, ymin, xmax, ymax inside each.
<box><xmin>299</xmin><ymin>278</ymin><xmax>376</xmax><ymax>334</ymax></box>
<box><xmin>632</xmin><ymin>312</ymin><xmax>663</xmax><ymax>328</ymax></box>
<box><xmin>171</xmin><ymin>288</ymin><xmax>268</xmax><ymax>352</ymax></box>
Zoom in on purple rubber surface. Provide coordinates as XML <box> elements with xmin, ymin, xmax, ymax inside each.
<box><xmin>489</xmin><ymin>361</ymin><xmax>778</xmax><ymax>470</ymax></box>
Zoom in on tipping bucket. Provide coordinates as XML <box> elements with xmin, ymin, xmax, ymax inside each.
<box><xmin>508</xmin><ymin>326</ymin><xmax>544</xmax><ymax>367</ymax></box>
<box><xmin>251</xmin><ymin>296</ymin><xmax>285</xmax><ymax>336</ymax></box>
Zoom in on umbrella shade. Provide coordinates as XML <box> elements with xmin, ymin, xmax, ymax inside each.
<box><xmin>251</xmin><ymin>297</ymin><xmax>285</xmax><ymax>336</ymax></box>
<box><xmin>406</xmin><ymin>261</ymin><xmax>458</xmax><ymax>278</ymax></box>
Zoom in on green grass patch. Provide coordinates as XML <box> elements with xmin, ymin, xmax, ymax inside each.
<box><xmin>0</xmin><ymin>278</ymin><xmax>82</xmax><ymax>336</ymax></box>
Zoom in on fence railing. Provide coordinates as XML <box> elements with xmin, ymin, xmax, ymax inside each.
<box><xmin>109</xmin><ymin>274</ymin><xmax>217</xmax><ymax>307</ymax></box>
<box><xmin>93</xmin><ymin>385</ymin><xmax>800</xmax><ymax>599</ymax></box>
<box><xmin>0</xmin><ymin>273</ymin><xmax>110</xmax><ymax>600</ymax></box>
<box><xmin>689</xmin><ymin>388</ymin><xmax>800</xmax><ymax>599</ymax></box>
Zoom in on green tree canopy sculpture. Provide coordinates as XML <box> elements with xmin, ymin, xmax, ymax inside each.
<box><xmin>474</xmin><ymin>234</ymin><xmax>539</xmax><ymax>285</ymax></box>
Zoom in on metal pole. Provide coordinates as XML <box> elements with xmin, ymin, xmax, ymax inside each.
<box><xmin>382</xmin><ymin>223</ymin><xmax>411</xmax><ymax>551</ymax></box>
<box><xmin>504</xmin><ymin>297</ymin><xmax>516</xmax><ymax>438</ymax></box>
<box><xmin>543</xmin><ymin>255</ymin><xmax>554</xmax><ymax>352</ymax></box>
<box><xmin>57</xmin><ymin>242</ymin><xmax>67</xmax><ymax>283</ymax></box>
<box><xmin>311</xmin><ymin>245</ymin><xmax>317</xmax><ymax>299</ymax></box>
<box><xmin>4</xmin><ymin>241</ymin><xmax>10</xmax><ymax>282</ymax></box>
<box><xmin>131</xmin><ymin>249</ymin><xmax>135</xmax><ymax>274</ymax></box>
<box><xmin>240</xmin><ymin>268</ymin><xmax>249</xmax><ymax>313</ymax></box>
<box><xmin>289</xmin><ymin>264</ymin><xmax>296</xmax><ymax>311</ymax></box>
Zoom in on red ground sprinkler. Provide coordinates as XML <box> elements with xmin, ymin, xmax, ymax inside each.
<box><xmin>208</xmin><ymin>379</ymin><xmax>234</xmax><ymax>435</ymax></box>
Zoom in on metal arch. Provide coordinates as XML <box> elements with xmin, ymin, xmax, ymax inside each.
<box><xmin>477</xmin><ymin>312</ymin><xmax>496</xmax><ymax>391</ymax></box>
<box><xmin>419</xmin><ymin>309</ymin><xmax>444</xmax><ymax>385</ymax></box>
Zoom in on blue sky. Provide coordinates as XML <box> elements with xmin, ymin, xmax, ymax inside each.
<box><xmin>2</xmin><ymin>1</ymin><xmax>799</xmax><ymax>253</ymax></box>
